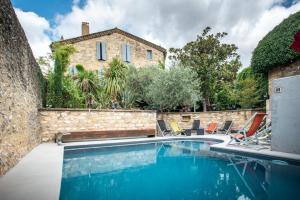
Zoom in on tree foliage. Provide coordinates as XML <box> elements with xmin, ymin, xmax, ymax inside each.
<box><xmin>251</xmin><ymin>11</ymin><xmax>300</xmax><ymax>73</ymax></box>
<box><xmin>169</xmin><ymin>27</ymin><xmax>241</xmax><ymax>111</ymax></box>
<box><xmin>231</xmin><ymin>67</ymin><xmax>268</xmax><ymax>109</ymax></box>
<box><xmin>145</xmin><ymin>66</ymin><xmax>199</xmax><ymax>111</ymax></box>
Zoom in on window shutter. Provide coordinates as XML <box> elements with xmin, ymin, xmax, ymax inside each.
<box><xmin>74</xmin><ymin>66</ymin><xmax>78</xmax><ymax>74</ymax></box>
<box><xmin>101</xmin><ymin>42</ymin><xmax>107</xmax><ymax>60</ymax></box>
<box><xmin>96</xmin><ymin>42</ymin><xmax>101</xmax><ymax>60</ymax></box>
<box><xmin>68</xmin><ymin>66</ymin><xmax>73</xmax><ymax>75</ymax></box>
<box><xmin>122</xmin><ymin>44</ymin><xmax>127</xmax><ymax>62</ymax></box>
<box><xmin>127</xmin><ymin>45</ymin><xmax>131</xmax><ymax>63</ymax></box>
<box><xmin>98</xmin><ymin>66</ymin><xmax>103</xmax><ymax>78</ymax></box>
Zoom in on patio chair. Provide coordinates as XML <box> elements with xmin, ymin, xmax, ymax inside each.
<box><xmin>190</xmin><ymin>120</ymin><xmax>204</xmax><ymax>135</ymax></box>
<box><xmin>228</xmin><ymin>112</ymin><xmax>267</xmax><ymax>145</ymax></box>
<box><xmin>218</xmin><ymin>120</ymin><xmax>233</xmax><ymax>135</ymax></box>
<box><xmin>169</xmin><ymin>120</ymin><xmax>188</xmax><ymax>136</ymax></box>
<box><xmin>205</xmin><ymin>122</ymin><xmax>218</xmax><ymax>134</ymax></box>
<box><xmin>157</xmin><ymin>120</ymin><xmax>172</xmax><ymax>136</ymax></box>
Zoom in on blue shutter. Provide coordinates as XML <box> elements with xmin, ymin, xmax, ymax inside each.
<box><xmin>96</xmin><ymin>42</ymin><xmax>101</xmax><ymax>60</ymax></box>
<box><xmin>74</xmin><ymin>66</ymin><xmax>78</xmax><ymax>74</ymax></box>
<box><xmin>101</xmin><ymin>42</ymin><xmax>107</xmax><ymax>60</ymax></box>
<box><xmin>68</xmin><ymin>66</ymin><xmax>73</xmax><ymax>75</ymax></box>
<box><xmin>127</xmin><ymin>45</ymin><xmax>131</xmax><ymax>63</ymax></box>
<box><xmin>98</xmin><ymin>66</ymin><xmax>103</xmax><ymax>78</ymax></box>
<box><xmin>122</xmin><ymin>44</ymin><xmax>127</xmax><ymax>62</ymax></box>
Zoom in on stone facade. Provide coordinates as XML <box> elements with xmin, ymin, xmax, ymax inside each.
<box><xmin>157</xmin><ymin>110</ymin><xmax>261</xmax><ymax>136</ymax></box>
<box><xmin>268</xmin><ymin>59</ymin><xmax>300</xmax><ymax>96</ymax></box>
<box><xmin>39</xmin><ymin>109</ymin><xmax>157</xmax><ymax>142</ymax></box>
<box><xmin>57</xmin><ymin>28</ymin><xmax>166</xmax><ymax>71</ymax></box>
<box><xmin>0</xmin><ymin>0</ymin><xmax>42</xmax><ymax>175</ymax></box>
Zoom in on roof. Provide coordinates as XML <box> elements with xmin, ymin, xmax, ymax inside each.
<box><xmin>52</xmin><ymin>27</ymin><xmax>167</xmax><ymax>54</ymax></box>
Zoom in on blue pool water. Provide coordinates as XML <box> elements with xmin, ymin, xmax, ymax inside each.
<box><xmin>60</xmin><ymin>140</ymin><xmax>300</xmax><ymax>200</ymax></box>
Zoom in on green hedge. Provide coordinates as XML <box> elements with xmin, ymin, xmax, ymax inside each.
<box><xmin>251</xmin><ymin>11</ymin><xmax>300</xmax><ymax>73</ymax></box>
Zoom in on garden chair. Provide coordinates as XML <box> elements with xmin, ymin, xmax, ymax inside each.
<box><xmin>190</xmin><ymin>120</ymin><xmax>204</xmax><ymax>135</ymax></box>
<box><xmin>157</xmin><ymin>120</ymin><xmax>172</xmax><ymax>136</ymax></box>
<box><xmin>205</xmin><ymin>122</ymin><xmax>218</xmax><ymax>134</ymax></box>
<box><xmin>169</xmin><ymin>120</ymin><xmax>188</xmax><ymax>136</ymax></box>
<box><xmin>218</xmin><ymin>120</ymin><xmax>233</xmax><ymax>135</ymax></box>
<box><xmin>228</xmin><ymin>112</ymin><xmax>267</xmax><ymax>145</ymax></box>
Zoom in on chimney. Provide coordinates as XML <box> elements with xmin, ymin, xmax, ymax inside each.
<box><xmin>81</xmin><ymin>22</ymin><xmax>89</xmax><ymax>36</ymax></box>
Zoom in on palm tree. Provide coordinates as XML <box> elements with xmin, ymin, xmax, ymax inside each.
<box><xmin>103</xmin><ymin>58</ymin><xmax>127</xmax><ymax>106</ymax></box>
<box><xmin>75</xmin><ymin>66</ymin><xmax>99</xmax><ymax>108</ymax></box>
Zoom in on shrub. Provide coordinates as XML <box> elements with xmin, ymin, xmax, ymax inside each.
<box><xmin>251</xmin><ymin>11</ymin><xmax>300</xmax><ymax>73</ymax></box>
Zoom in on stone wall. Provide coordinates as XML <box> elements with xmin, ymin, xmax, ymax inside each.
<box><xmin>69</xmin><ymin>32</ymin><xmax>165</xmax><ymax>71</ymax></box>
<box><xmin>157</xmin><ymin>109</ymin><xmax>262</xmax><ymax>135</ymax></box>
<box><xmin>39</xmin><ymin>109</ymin><xmax>157</xmax><ymax>142</ymax></box>
<box><xmin>0</xmin><ymin>0</ymin><xmax>42</xmax><ymax>175</ymax></box>
<box><xmin>268</xmin><ymin>59</ymin><xmax>300</xmax><ymax>96</ymax></box>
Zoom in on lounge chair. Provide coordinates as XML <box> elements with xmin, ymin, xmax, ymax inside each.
<box><xmin>205</xmin><ymin>122</ymin><xmax>218</xmax><ymax>134</ymax></box>
<box><xmin>190</xmin><ymin>120</ymin><xmax>204</xmax><ymax>135</ymax></box>
<box><xmin>157</xmin><ymin>120</ymin><xmax>172</xmax><ymax>136</ymax></box>
<box><xmin>218</xmin><ymin>120</ymin><xmax>233</xmax><ymax>135</ymax></box>
<box><xmin>229</xmin><ymin>112</ymin><xmax>267</xmax><ymax>145</ymax></box>
<box><xmin>169</xmin><ymin>120</ymin><xmax>188</xmax><ymax>136</ymax></box>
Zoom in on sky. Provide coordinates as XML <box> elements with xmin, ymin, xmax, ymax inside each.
<box><xmin>11</xmin><ymin>0</ymin><xmax>300</xmax><ymax>68</ymax></box>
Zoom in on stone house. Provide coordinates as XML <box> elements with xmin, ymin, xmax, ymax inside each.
<box><xmin>52</xmin><ymin>22</ymin><xmax>166</xmax><ymax>74</ymax></box>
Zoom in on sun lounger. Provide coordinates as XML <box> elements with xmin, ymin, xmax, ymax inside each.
<box><xmin>229</xmin><ymin>112</ymin><xmax>267</xmax><ymax>145</ymax></box>
<box><xmin>169</xmin><ymin>120</ymin><xmax>188</xmax><ymax>136</ymax></box>
<box><xmin>218</xmin><ymin>120</ymin><xmax>233</xmax><ymax>134</ymax></box>
<box><xmin>157</xmin><ymin>120</ymin><xmax>172</xmax><ymax>136</ymax></box>
<box><xmin>190</xmin><ymin>120</ymin><xmax>204</xmax><ymax>135</ymax></box>
<box><xmin>205</xmin><ymin>122</ymin><xmax>218</xmax><ymax>134</ymax></box>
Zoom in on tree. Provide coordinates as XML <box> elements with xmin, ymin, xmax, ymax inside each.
<box><xmin>103</xmin><ymin>58</ymin><xmax>128</xmax><ymax>106</ymax></box>
<box><xmin>53</xmin><ymin>55</ymin><xmax>63</xmax><ymax>107</ymax></box>
<box><xmin>46</xmin><ymin>71</ymin><xmax>84</xmax><ymax>108</ymax></box>
<box><xmin>125</xmin><ymin>65</ymin><xmax>161</xmax><ymax>108</ymax></box>
<box><xmin>47</xmin><ymin>44</ymin><xmax>76</xmax><ymax>107</ymax></box>
<box><xmin>52</xmin><ymin>44</ymin><xmax>76</xmax><ymax>72</ymax></box>
<box><xmin>146</xmin><ymin>66</ymin><xmax>199</xmax><ymax>111</ymax></box>
<box><xmin>231</xmin><ymin>67</ymin><xmax>267</xmax><ymax>109</ymax></box>
<box><xmin>251</xmin><ymin>11</ymin><xmax>300</xmax><ymax>73</ymax></box>
<box><xmin>76</xmin><ymin>68</ymin><xmax>100</xmax><ymax>108</ymax></box>
<box><xmin>169</xmin><ymin>27</ymin><xmax>241</xmax><ymax>111</ymax></box>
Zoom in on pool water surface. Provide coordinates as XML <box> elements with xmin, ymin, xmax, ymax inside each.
<box><xmin>60</xmin><ymin>140</ymin><xmax>300</xmax><ymax>200</ymax></box>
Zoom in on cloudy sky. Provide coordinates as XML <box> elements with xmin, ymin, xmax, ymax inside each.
<box><xmin>12</xmin><ymin>0</ymin><xmax>300</xmax><ymax>68</ymax></box>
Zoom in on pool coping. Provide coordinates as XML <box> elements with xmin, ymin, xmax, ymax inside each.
<box><xmin>1</xmin><ymin>135</ymin><xmax>300</xmax><ymax>200</ymax></box>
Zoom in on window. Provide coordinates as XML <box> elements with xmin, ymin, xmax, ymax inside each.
<box><xmin>68</xmin><ymin>66</ymin><xmax>77</xmax><ymax>75</ymax></box>
<box><xmin>98</xmin><ymin>66</ymin><xmax>103</xmax><ymax>78</ymax></box>
<box><xmin>96</xmin><ymin>42</ymin><xmax>107</xmax><ymax>60</ymax></box>
<box><xmin>122</xmin><ymin>43</ymin><xmax>131</xmax><ymax>63</ymax></box>
<box><xmin>146</xmin><ymin>50</ymin><xmax>152</xmax><ymax>60</ymax></box>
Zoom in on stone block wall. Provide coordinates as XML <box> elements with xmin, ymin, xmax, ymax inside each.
<box><xmin>69</xmin><ymin>32</ymin><xmax>165</xmax><ymax>71</ymax></box>
<box><xmin>268</xmin><ymin>59</ymin><xmax>300</xmax><ymax>96</ymax></box>
<box><xmin>157</xmin><ymin>109</ymin><xmax>262</xmax><ymax>135</ymax></box>
<box><xmin>39</xmin><ymin>109</ymin><xmax>157</xmax><ymax>142</ymax></box>
<box><xmin>0</xmin><ymin>0</ymin><xmax>42</xmax><ymax>175</ymax></box>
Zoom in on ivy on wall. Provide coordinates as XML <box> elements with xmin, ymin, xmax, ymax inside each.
<box><xmin>251</xmin><ymin>11</ymin><xmax>300</xmax><ymax>73</ymax></box>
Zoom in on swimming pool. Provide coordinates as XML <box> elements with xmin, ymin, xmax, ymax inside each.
<box><xmin>60</xmin><ymin>140</ymin><xmax>300</xmax><ymax>200</ymax></box>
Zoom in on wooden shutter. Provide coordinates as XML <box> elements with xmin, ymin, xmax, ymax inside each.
<box><xmin>96</xmin><ymin>42</ymin><xmax>101</xmax><ymax>60</ymax></box>
<box><xmin>101</xmin><ymin>42</ymin><xmax>107</xmax><ymax>60</ymax></box>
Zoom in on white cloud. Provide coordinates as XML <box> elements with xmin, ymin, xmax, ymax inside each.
<box><xmin>14</xmin><ymin>8</ymin><xmax>52</xmax><ymax>58</ymax></box>
<box><xmin>15</xmin><ymin>0</ymin><xmax>299</xmax><ymax>69</ymax></box>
